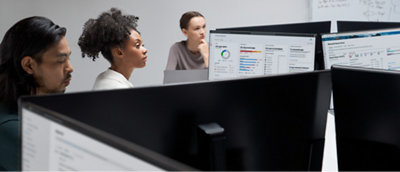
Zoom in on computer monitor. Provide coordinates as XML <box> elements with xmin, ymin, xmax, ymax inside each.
<box><xmin>20</xmin><ymin>70</ymin><xmax>332</xmax><ymax>171</ymax></box>
<box><xmin>208</xmin><ymin>30</ymin><xmax>317</xmax><ymax>80</ymax></box>
<box><xmin>20</xmin><ymin>102</ymin><xmax>194</xmax><ymax>171</ymax></box>
<box><xmin>216</xmin><ymin>21</ymin><xmax>331</xmax><ymax>70</ymax></box>
<box><xmin>322</xmin><ymin>27</ymin><xmax>400</xmax><ymax>70</ymax></box>
<box><xmin>331</xmin><ymin>65</ymin><xmax>400</xmax><ymax>171</ymax></box>
<box><xmin>217</xmin><ymin>21</ymin><xmax>331</xmax><ymax>35</ymax></box>
<box><xmin>337</xmin><ymin>21</ymin><xmax>400</xmax><ymax>32</ymax></box>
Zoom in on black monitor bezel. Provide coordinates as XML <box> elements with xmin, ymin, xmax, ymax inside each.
<box><xmin>19</xmin><ymin>101</ymin><xmax>196</xmax><ymax>171</ymax></box>
<box><xmin>215</xmin><ymin>21</ymin><xmax>331</xmax><ymax>35</ymax></box>
<box><xmin>210</xmin><ymin>29</ymin><xmax>318</xmax><ymax>38</ymax></box>
<box><xmin>331</xmin><ymin>64</ymin><xmax>400</xmax><ymax>170</ymax></box>
<box><xmin>337</xmin><ymin>20</ymin><xmax>400</xmax><ymax>33</ymax></box>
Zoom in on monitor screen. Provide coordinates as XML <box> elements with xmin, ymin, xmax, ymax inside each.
<box><xmin>20</xmin><ymin>103</ymin><xmax>194</xmax><ymax>171</ymax></box>
<box><xmin>216</xmin><ymin>21</ymin><xmax>331</xmax><ymax>70</ymax></box>
<box><xmin>331</xmin><ymin>65</ymin><xmax>400</xmax><ymax>171</ymax></box>
<box><xmin>337</xmin><ymin>21</ymin><xmax>400</xmax><ymax>32</ymax></box>
<box><xmin>208</xmin><ymin>30</ymin><xmax>316</xmax><ymax>80</ymax></box>
<box><xmin>20</xmin><ymin>70</ymin><xmax>332</xmax><ymax>171</ymax></box>
<box><xmin>322</xmin><ymin>28</ymin><xmax>400</xmax><ymax>70</ymax></box>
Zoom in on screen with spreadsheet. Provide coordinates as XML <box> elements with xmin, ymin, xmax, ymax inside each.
<box><xmin>322</xmin><ymin>28</ymin><xmax>400</xmax><ymax>70</ymax></box>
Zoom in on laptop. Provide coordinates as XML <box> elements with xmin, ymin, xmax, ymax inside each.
<box><xmin>163</xmin><ymin>69</ymin><xmax>208</xmax><ymax>84</ymax></box>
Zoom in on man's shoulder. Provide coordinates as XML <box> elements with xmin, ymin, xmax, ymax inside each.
<box><xmin>0</xmin><ymin>112</ymin><xmax>19</xmax><ymax>146</ymax></box>
<box><xmin>0</xmin><ymin>105</ymin><xmax>18</xmax><ymax>126</ymax></box>
<box><xmin>0</xmin><ymin>113</ymin><xmax>18</xmax><ymax>127</ymax></box>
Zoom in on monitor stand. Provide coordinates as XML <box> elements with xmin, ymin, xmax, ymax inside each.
<box><xmin>197</xmin><ymin>123</ymin><xmax>226</xmax><ymax>170</ymax></box>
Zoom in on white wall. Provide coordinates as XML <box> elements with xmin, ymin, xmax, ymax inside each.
<box><xmin>0</xmin><ymin>0</ymin><xmax>310</xmax><ymax>92</ymax></box>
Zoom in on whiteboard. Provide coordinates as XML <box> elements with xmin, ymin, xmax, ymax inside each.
<box><xmin>311</xmin><ymin>0</ymin><xmax>400</xmax><ymax>22</ymax></box>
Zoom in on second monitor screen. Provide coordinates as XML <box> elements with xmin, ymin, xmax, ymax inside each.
<box><xmin>208</xmin><ymin>30</ymin><xmax>316</xmax><ymax>80</ymax></box>
<box><xmin>322</xmin><ymin>27</ymin><xmax>400</xmax><ymax>70</ymax></box>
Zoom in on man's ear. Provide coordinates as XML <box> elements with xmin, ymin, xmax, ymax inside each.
<box><xmin>111</xmin><ymin>46</ymin><xmax>124</xmax><ymax>60</ymax></box>
<box><xmin>182</xmin><ymin>28</ymin><xmax>188</xmax><ymax>37</ymax></box>
<box><xmin>21</xmin><ymin>56</ymin><xmax>36</xmax><ymax>74</ymax></box>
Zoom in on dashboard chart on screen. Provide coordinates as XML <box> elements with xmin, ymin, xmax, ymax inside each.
<box><xmin>208</xmin><ymin>30</ymin><xmax>316</xmax><ymax>80</ymax></box>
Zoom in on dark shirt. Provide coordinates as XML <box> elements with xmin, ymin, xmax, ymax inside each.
<box><xmin>0</xmin><ymin>105</ymin><xmax>20</xmax><ymax>171</ymax></box>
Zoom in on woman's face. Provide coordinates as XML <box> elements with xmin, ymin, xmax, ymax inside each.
<box><xmin>183</xmin><ymin>16</ymin><xmax>206</xmax><ymax>43</ymax></box>
<box><xmin>122</xmin><ymin>30</ymin><xmax>148</xmax><ymax>68</ymax></box>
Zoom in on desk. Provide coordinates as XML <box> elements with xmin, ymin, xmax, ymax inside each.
<box><xmin>322</xmin><ymin>111</ymin><xmax>338</xmax><ymax>171</ymax></box>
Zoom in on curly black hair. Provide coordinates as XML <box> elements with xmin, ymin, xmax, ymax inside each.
<box><xmin>78</xmin><ymin>8</ymin><xmax>139</xmax><ymax>63</ymax></box>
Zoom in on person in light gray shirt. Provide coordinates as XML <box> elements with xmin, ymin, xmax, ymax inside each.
<box><xmin>166</xmin><ymin>11</ymin><xmax>208</xmax><ymax>70</ymax></box>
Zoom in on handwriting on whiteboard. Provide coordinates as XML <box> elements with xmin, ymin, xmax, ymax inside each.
<box><xmin>313</xmin><ymin>0</ymin><xmax>400</xmax><ymax>21</ymax></box>
<box><xmin>317</xmin><ymin>0</ymin><xmax>350</xmax><ymax>9</ymax></box>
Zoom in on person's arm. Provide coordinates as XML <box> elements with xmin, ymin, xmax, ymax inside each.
<box><xmin>198</xmin><ymin>39</ymin><xmax>209</xmax><ymax>68</ymax></box>
<box><xmin>166</xmin><ymin>44</ymin><xmax>179</xmax><ymax>70</ymax></box>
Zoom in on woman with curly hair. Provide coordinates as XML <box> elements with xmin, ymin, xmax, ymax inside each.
<box><xmin>78</xmin><ymin>8</ymin><xmax>147</xmax><ymax>90</ymax></box>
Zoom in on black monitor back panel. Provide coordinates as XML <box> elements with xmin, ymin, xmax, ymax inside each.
<box><xmin>217</xmin><ymin>21</ymin><xmax>331</xmax><ymax>34</ymax></box>
<box><xmin>332</xmin><ymin>65</ymin><xmax>400</xmax><ymax>171</ymax></box>
<box><xmin>23</xmin><ymin>71</ymin><xmax>332</xmax><ymax>171</ymax></box>
<box><xmin>217</xmin><ymin>21</ymin><xmax>331</xmax><ymax>70</ymax></box>
<box><xmin>337</xmin><ymin>21</ymin><xmax>400</xmax><ymax>32</ymax></box>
